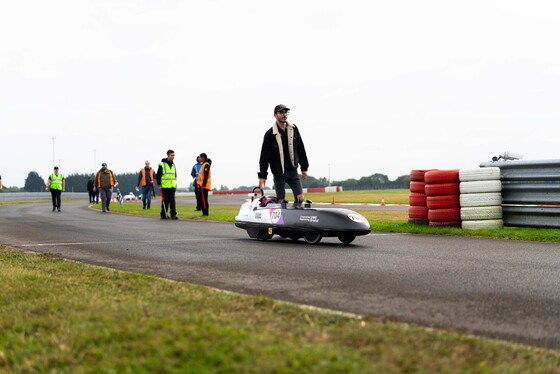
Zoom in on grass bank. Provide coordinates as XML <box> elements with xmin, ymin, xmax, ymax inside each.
<box><xmin>1</xmin><ymin>247</ymin><xmax>559</xmax><ymax>372</ymax></box>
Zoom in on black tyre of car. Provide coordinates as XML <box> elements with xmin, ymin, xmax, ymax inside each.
<box><xmin>338</xmin><ymin>234</ymin><xmax>356</xmax><ymax>244</ymax></box>
<box><xmin>256</xmin><ymin>231</ymin><xmax>273</xmax><ymax>241</ymax></box>
<box><xmin>247</xmin><ymin>228</ymin><xmax>259</xmax><ymax>238</ymax></box>
<box><xmin>303</xmin><ymin>234</ymin><xmax>322</xmax><ymax>245</ymax></box>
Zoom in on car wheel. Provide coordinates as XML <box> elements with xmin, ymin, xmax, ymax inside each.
<box><xmin>303</xmin><ymin>234</ymin><xmax>322</xmax><ymax>245</ymax></box>
<box><xmin>256</xmin><ymin>232</ymin><xmax>272</xmax><ymax>241</ymax></box>
<box><xmin>338</xmin><ymin>234</ymin><xmax>356</xmax><ymax>244</ymax></box>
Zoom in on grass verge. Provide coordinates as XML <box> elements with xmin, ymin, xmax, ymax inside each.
<box><xmin>1</xmin><ymin>247</ymin><xmax>559</xmax><ymax>372</ymax></box>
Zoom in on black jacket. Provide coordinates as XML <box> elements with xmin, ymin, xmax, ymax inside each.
<box><xmin>258</xmin><ymin>123</ymin><xmax>309</xmax><ymax>179</ymax></box>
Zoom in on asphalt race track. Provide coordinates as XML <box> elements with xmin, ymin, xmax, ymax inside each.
<box><xmin>1</xmin><ymin>201</ymin><xmax>560</xmax><ymax>349</ymax></box>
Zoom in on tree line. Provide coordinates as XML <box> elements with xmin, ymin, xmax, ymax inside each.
<box><xmin>20</xmin><ymin>171</ymin><xmax>144</xmax><ymax>195</ymax></box>
<box><xmin>234</xmin><ymin>173</ymin><xmax>410</xmax><ymax>191</ymax></box>
<box><xmin>13</xmin><ymin>171</ymin><xmax>410</xmax><ymax>193</ymax></box>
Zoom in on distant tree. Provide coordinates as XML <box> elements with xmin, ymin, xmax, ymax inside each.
<box><xmin>302</xmin><ymin>175</ymin><xmax>329</xmax><ymax>188</ymax></box>
<box><xmin>24</xmin><ymin>171</ymin><xmax>45</xmax><ymax>192</ymax></box>
<box><xmin>219</xmin><ymin>185</ymin><xmax>229</xmax><ymax>191</ymax></box>
<box><xmin>65</xmin><ymin>173</ymin><xmax>93</xmax><ymax>192</ymax></box>
<box><xmin>392</xmin><ymin>175</ymin><xmax>410</xmax><ymax>189</ymax></box>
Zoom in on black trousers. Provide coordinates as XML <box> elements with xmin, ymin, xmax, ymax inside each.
<box><xmin>201</xmin><ymin>188</ymin><xmax>209</xmax><ymax>216</ymax></box>
<box><xmin>50</xmin><ymin>189</ymin><xmax>62</xmax><ymax>209</ymax></box>
<box><xmin>194</xmin><ymin>183</ymin><xmax>202</xmax><ymax>210</ymax></box>
<box><xmin>161</xmin><ymin>188</ymin><xmax>177</xmax><ymax>218</ymax></box>
<box><xmin>88</xmin><ymin>191</ymin><xmax>96</xmax><ymax>203</ymax></box>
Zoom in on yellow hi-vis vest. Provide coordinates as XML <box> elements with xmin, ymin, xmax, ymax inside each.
<box><xmin>49</xmin><ymin>173</ymin><xmax>64</xmax><ymax>190</ymax></box>
<box><xmin>197</xmin><ymin>162</ymin><xmax>211</xmax><ymax>190</ymax></box>
<box><xmin>159</xmin><ymin>162</ymin><xmax>177</xmax><ymax>189</ymax></box>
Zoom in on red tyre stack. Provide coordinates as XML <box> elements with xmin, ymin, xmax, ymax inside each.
<box><xmin>408</xmin><ymin>170</ymin><xmax>432</xmax><ymax>225</ymax></box>
<box><xmin>424</xmin><ymin>170</ymin><xmax>461</xmax><ymax>227</ymax></box>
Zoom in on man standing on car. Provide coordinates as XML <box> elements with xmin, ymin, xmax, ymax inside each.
<box><xmin>46</xmin><ymin>166</ymin><xmax>65</xmax><ymax>212</ymax></box>
<box><xmin>95</xmin><ymin>162</ymin><xmax>117</xmax><ymax>213</ymax></box>
<box><xmin>258</xmin><ymin>104</ymin><xmax>309</xmax><ymax>206</ymax></box>
<box><xmin>136</xmin><ymin>160</ymin><xmax>156</xmax><ymax>210</ymax></box>
<box><xmin>156</xmin><ymin>150</ymin><xmax>178</xmax><ymax>220</ymax></box>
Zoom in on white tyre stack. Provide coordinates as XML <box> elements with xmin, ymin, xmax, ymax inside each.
<box><xmin>459</xmin><ymin>167</ymin><xmax>503</xmax><ymax>230</ymax></box>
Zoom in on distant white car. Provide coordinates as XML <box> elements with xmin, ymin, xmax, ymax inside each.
<box><xmin>123</xmin><ymin>192</ymin><xmax>137</xmax><ymax>201</ymax></box>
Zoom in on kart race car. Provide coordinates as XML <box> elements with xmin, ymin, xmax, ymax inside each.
<box><xmin>234</xmin><ymin>188</ymin><xmax>371</xmax><ymax>244</ymax></box>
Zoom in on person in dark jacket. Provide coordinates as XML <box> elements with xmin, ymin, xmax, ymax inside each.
<box><xmin>197</xmin><ymin>153</ymin><xmax>212</xmax><ymax>216</ymax></box>
<box><xmin>156</xmin><ymin>150</ymin><xmax>178</xmax><ymax>220</ymax></box>
<box><xmin>191</xmin><ymin>156</ymin><xmax>202</xmax><ymax>211</ymax></box>
<box><xmin>87</xmin><ymin>176</ymin><xmax>95</xmax><ymax>203</ymax></box>
<box><xmin>136</xmin><ymin>160</ymin><xmax>156</xmax><ymax>210</ymax></box>
<box><xmin>95</xmin><ymin>163</ymin><xmax>117</xmax><ymax>213</ymax></box>
<box><xmin>258</xmin><ymin>104</ymin><xmax>309</xmax><ymax>206</ymax></box>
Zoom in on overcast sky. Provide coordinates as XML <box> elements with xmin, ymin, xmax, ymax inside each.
<box><xmin>1</xmin><ymin>1</ymin><xmax>559</xmax><ymax>189</ymax></box>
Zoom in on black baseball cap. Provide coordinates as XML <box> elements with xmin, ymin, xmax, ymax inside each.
<box><xmin>274</xmin><ymin>104</ymin><xmax>290</xmax><ymax>114</ymax></box>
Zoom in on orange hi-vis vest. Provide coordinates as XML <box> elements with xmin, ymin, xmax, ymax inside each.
<box><xmin>140</xmin><ymin>168</ymin><xmax>155</xmax><ymax>187</ymax></box>
<box><xmin>197</xmin><ymin>161</ymin><xmax>212</xmax><ymax>190</ymax></box>
<box><xmin>97</xmin><ymin>169</ymin><xmax>115</xmax><ymax>188</ymax></box>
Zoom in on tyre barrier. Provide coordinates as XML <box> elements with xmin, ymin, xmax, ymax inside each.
<box><xmin>426</xmin><ymin>194</ymin><xmax>460</xmax><ymax>209</ymax></box>
<box><xmin>461</xmin><ymin>219</ymin><xmax>504</xmax><ymax>230</ymax></box>
<box><xmin>459</xmin><ymin>180</ymin><xmax>502</xmax><ymax>194</ymax></box>
<box><xmin>408</xmin><ymin>170</ymin><xmax>431</xmax><ymax>224</ymax></box>
<box><xmin>410</xmin><ymin>181</ymin><xmax>426</xmax><ymax>194</ymax></box>
<box><xmin>459</xmin><ymin>167</ymin><xmax>501</xmax><ymax>182</ymax></box>
<box><xmin>424</xmin><ymin>169</ymin><xmax>459</xmax><ymax>184</ymax></box>
<box><xmin>459</xmin><ymin>192</ymin><xmax>502</xmax><ymax>207</ymax></box>
<box><xmin>428</xmin><ymin>207</ymin><xmax>460</xmax><ymax>222</ymax></box>
<box><xmin>425</xmin><ymin>170</ymin><xmax>461</xmax><ymax>227</ymax></box>
<box><xmin>409</xmin><ymin>192</ymin><xmax>427</xmax><ymax>206</ymax></box>
<box><xmin>425</xmin><ymin>182</ymin><xmax>460</xmax><ymax>196</ymax></box>
<box><xmin>459</xmin><ymin>167</ymin><xmax>503</xmax><ymax>230</ymax></box>
<box><xmin>460</xmin><ymin>206</ymin><xmax>503</xmax><ymax>220</ymax></box>
<box><xmin>408</xmin><ymin>205</ymin><xmax>428</xmax><ymax>220</ymax></box>
<box><xmin>410</xmin><ymin>169</ymin><xmax>436</xmax><ymax>182</ymax></box>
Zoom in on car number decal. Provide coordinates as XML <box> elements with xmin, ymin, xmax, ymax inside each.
<box><xmin>270</xmin><ymin>209</ymin><xmax>284</xmax><ymax>224</ymax></box>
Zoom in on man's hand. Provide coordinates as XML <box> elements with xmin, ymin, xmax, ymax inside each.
<box><xmin>301</xmin><ymin>171</ymin><xmax>308</xmax><ymax>180</ymax></box>
<box><xmin>258</xmin><ymin>179</ymin><xmax>266</xmax><ymax>189</ymax></box>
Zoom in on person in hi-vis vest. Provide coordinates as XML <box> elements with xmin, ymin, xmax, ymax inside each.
<box><xmin>136</xmin><ymin>160</ymin><xmax>157</xmax><ymax>210</ymax></box>
<box><xmin>156</xmin><ymin>149</ymin><xmax>178</xmax><ymax>220</ymax></box>
<box><xmin>197</xmin><ymin>153</ymin><xmax>212</xmax><ymax>216</ymax></box>
<box><xmin>46</xmin><ymin>166</ymin><xmax>65</xmax><ymax>212</ymax></box>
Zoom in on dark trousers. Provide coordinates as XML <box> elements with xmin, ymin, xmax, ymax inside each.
<box><xmin>50</xmin><ymin>189</ymin><xmax>62</xmax><ymax>209</ymax></box>
<box><xmin>88</xmin><ymin>191</ymin><xmax>95</xmax><ymax>203</ymax></box>
<box><xmin>201</xmin><ymin>188</ymin><xmax>209</xmax><ymax>216</ymax></box>
<box><xmin>161</xmin><ymin>188</ymin><xmax>177</xmax><ymax>218</ymax></box>
<box><xmin>194</xmin><ymin>183</ymin><xmax>202</xmax><ymax>210</ymax></box>
<box><xmin>273</xmin><ymin>169</ymin><xmax>303</xmax><ymax>203</ymax></box>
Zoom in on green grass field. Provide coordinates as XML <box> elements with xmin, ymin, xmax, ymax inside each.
<box><xmin>2</xmin><ymin>247</ymin><xmax>560</xmax><ymax>373</ymax></box>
